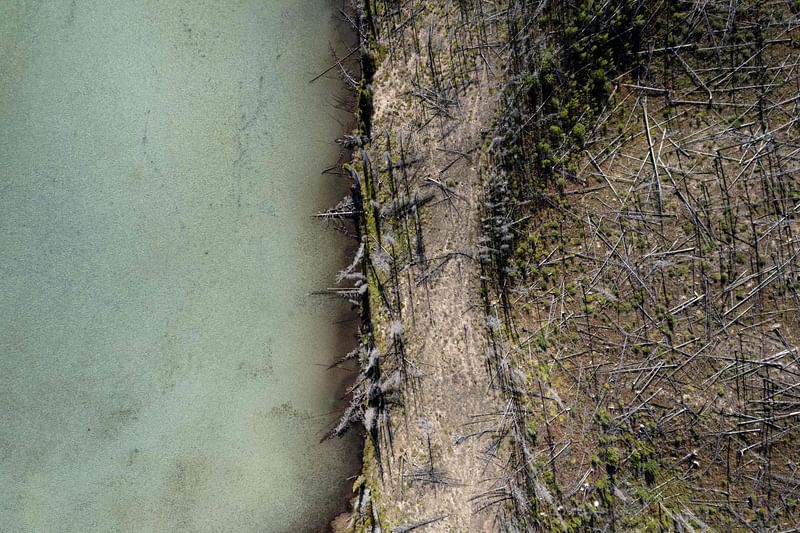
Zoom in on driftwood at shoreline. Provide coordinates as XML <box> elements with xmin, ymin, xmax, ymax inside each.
<box><xmin>312</xmin><ymin>287</ymin><xmax>363</xmax><ymax>297</ymax></box>
<box><xmin>391</xmin><ymin>515</ymin><xmax>448</xmax><ymax>533</ymax></box>
<box><xmin>380</xmin><ymin>190</ymin><xmax>435</xmax><ymax>218</ymax></box>
<box><xmin>312</xmin><ymin>210</ymin><xmax>362</xmax><ymax>219</ymax></box>
<box><xmin>308</xmin><ymin>45</ymin><xmax>359</xmax><ymax>84</ymax></box>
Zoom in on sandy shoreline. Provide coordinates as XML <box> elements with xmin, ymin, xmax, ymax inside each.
<box><xmin>329</xmin><ymin>3</ymin><xmax>506</xmax><ymax>530</ymax></box>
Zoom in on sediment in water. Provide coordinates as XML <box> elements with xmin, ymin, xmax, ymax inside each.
<box><xmin>0</xmin><ymin>2</ymin><xmax>360</xmax><ymax>531</ymax></box>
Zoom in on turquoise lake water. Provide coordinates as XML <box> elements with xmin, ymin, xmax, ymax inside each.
<box><xmin>0</xmin><ymin>1</ymin><xmax>357</xmax><ymax>531</ymax></box>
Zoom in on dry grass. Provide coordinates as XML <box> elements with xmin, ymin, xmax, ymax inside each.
<box><xmin>336</xmin><ymin>0</ymin><xmax>800</xmax><ymax>531</ymax></box>
<box><xmin>480</xmin><ymin>0</ymin><xmax>800</xmax><ymax>530</ymax></box>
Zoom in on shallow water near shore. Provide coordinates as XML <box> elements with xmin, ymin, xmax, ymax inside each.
<box><xmin>0</xmin><ymin>1</ymin><xmax>357</xmax><ymax>531</ymax></box>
